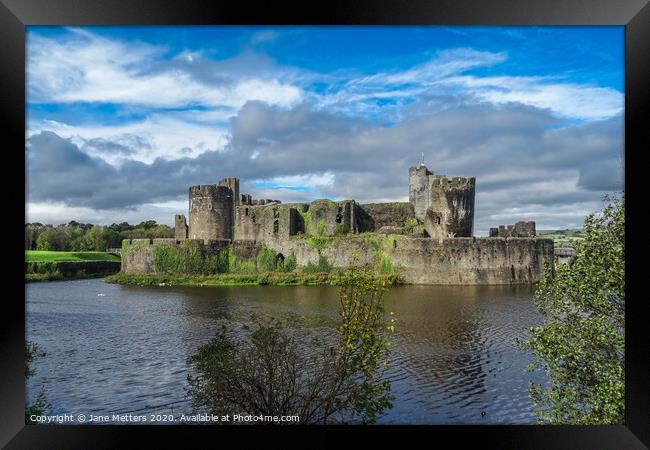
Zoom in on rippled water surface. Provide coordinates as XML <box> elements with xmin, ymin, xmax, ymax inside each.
<box><xmin>26</xmin><ymin>279</ymin><xmax>546</xmax><ymax>424</ymax></box>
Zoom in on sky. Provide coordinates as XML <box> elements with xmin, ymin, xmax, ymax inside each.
<box><xmin>25</xmin><ymin>26</ymin><xmax>624</xmax><ymax>235</ymax></box>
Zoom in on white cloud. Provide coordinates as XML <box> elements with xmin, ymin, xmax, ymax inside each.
<box><xmin>441</xmin><ymin>75</ymin><xmax>623</xmax><ymax>121</ymax></box>
<box><xmin>29</xmin><ymin>116</ymin><xmax>230</xmax><ymax>164</ymax></box>
<box><xmin>259</xmin><ymin>172</ymin><xmax>336</xmax><ymax>188</ymax></box>
<box><xmin>28</xmin><ymin>29</ymin><xmax>302</xmax><ymax>109</ymax></box>
<box><xmin>313</xmin><ymin>49</ymin><xmax>622</xmax><ymax>122</ymax></box>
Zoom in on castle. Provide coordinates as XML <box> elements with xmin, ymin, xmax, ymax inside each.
<box><xmin>122</xmin><ymin>163</ymin><xmax>554</xmax><ymax>284</ymax></box>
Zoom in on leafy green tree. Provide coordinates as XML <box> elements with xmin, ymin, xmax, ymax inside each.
<box><xmin>521</xmin><ymin>194</ymin><xmax>624</xmax><ymax>424</ymax></box>
<box><xmin>81</xmin><ymin>225</ymin><xmax>108</xmax><ymax>251</ymax></box>
<box><xmin>35</xmin><ymin>227</ymin><xmax>60</xmax><ymax>250</ymax></box>
<box><xmin>25</xmin><ymin>342</ymin><xmax>50</xmax><ymax>423</ymax></box>
<box><xmin>187</xmin><ymin>263</ymin><xmax>395</xmax><ymax>424</ymax></box>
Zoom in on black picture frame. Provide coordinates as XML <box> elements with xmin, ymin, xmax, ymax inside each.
<box><xmin>2</xmin><ymin>0</ymin><xmax>648</xmax><ymax>447</ymax></box>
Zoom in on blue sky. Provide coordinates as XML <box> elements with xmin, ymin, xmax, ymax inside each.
<box><xmin>26</xmin><ymin>26</ymin><xmax>624</xmax><ymax>234</ymax></box>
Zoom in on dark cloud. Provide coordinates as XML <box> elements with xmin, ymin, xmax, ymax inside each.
<box><xmin>27</xmin><ymin>101</ymin><xmax>624</xmax><ymax>233</ymax></box>
<box><xmin>81</xmin><ymin>137</ymin><xmax>138</xmax><ymax>156</ymax></box>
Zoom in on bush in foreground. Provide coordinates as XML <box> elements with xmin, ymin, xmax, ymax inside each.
<box><xmin>520</xmin><ymin>194</ymin><xmax>624</xmax><ymax>424</ymax></box>
<box><xmin>186</xmin><ymin>264</ymin><xmax>395</xmax><ymax>424</ymax></box>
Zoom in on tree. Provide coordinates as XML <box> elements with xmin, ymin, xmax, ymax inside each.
<box><xmin>25</xmin><ymin>342</ymin><xmax>50</xmax><ymax>423</ymax></box>
<box><xmin>521</xmin><ymin>194</ymin><xmax>624</xmax><ymax>424</ymax></box>
<box><xmin>35</xmin><ymin>227</ymin><xmax>60</xmax><ymax>250</ymax></box>
<box><xmin>186</xmin><ymin>263</ymin><xmax>395</xmax><ymax>424</ymax></box>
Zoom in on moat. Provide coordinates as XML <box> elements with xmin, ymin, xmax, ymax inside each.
<box><xmin>26</xmin><ymin>279</ymin><xmax>547</xmax><ymax>424</ymax></box>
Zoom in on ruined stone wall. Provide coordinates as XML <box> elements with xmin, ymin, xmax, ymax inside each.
<box><xmin>122</xmin><ymin>235</ymin><xmax>554</xmax><ymax>285</ymax></box>
<box><xmin>188</xmin><ymin>184</ymin><xmax>233</xmax><ymax>242</ymax></box>
<box><xmin>261</xmin><ymin>235</ymin><xmax>554</xmax><ymax>285</ymax></box>
<box><xmin>121</xmin><ymin>238</ymin><xmax>229</xmax><ymax>274</ymax></box>
<box><xmin>425</xmin><ymin>176</ymin><xmax>476</xmax><ymax>239</ymax></box>
<box><xmin>358</xmin><ymin>202</ymin><xmax>415</xmax><ymax>231</ymax></box>
<box><xmin>555</xmin><ymin>244</ymin><xmax>576</xmax><ymax>267</ymax></box>
<box><xmin>234</xmin><ymin>204</ymin><xmax>300</xmax><ymax>241</ymax></box>
<box><xmin>232</xmin><ymin>239</ymin><xmax>263</xmax><ymax>261</ymax></box>
<box><xmin>489</xmin><ymin>221</ymin><xmax>536</xmax><ymax>238</ymax></box>
<box><xmin>218</xmin><ymin>177</ymin><xmax>239</xmax><ymax>238</ymax></box>
<box><xmin>305</xmin><ymin>200</ymin><xmax>356</xmax><ymax>235</ymax></box>
<box><xmin>174</xmin><ymin>215</ymin><xmax>188</xmax><ymax>240</ymax></box>
<box><xmin>409</xmin><ymin>165</ymin><xmax>433</xmax><ymax>221</ymax></box>
<box><xmin>409</xmin><ymin>165</ymin><xmax>476</xmax><ymax>239</ymax></box>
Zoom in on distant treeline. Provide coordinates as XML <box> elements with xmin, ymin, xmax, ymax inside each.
<box><xmin>25</xmin><ymin>220</ymin><xmax>174</xmax><ymax>251</ymax></box>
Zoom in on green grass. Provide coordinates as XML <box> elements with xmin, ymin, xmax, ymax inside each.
<box><xmin>105</xmin><ymin>271</ymin><xmax>405</xmax><ymax>287</ymax></box>
<box><xmin>537</xmin><ymin>229</ymin><xmax>585</xmax><ymax>246</ymax></box>
<box><xmin>25</xmin><ymin>251</ymin><xmax>121</xmax><ymax>263</ymax></box>
<box><xmin>25</xmin><ymin>272</ymin><xmax>63</xmax><ymax>282</ymax></box>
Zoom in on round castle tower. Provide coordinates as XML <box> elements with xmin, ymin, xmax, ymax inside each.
<box><xmin>408</xmin><ymin>164</ymin><xmax>476</xmax><ymax>239</ymax></box>
<box><xmin>188</xmin><ymin>184</ymin><xmax>233</xmax><ymax>242</ymax></box>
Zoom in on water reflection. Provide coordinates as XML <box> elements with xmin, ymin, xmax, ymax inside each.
<box><xmin>26</xmin><ymin>280</ymin><xmax>545</xmax><ymax>424</ymax></box>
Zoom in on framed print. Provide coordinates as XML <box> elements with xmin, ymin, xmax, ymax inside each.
<box><xmin>2</xmin><ymin>0</ymin><xmax>649</xmax><ymax>447</ymax></box>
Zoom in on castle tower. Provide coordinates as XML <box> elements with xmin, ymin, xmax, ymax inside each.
<box><xmin>188</xmin><ymin>184</ymin><xmax>234</xmax><ymax>242</ymax></box>
<box><xmin>174</xmin><ymin>214</ymin><xmax>188</xmax><ymax>240</ymax></box>
<box><xmin>408</xmin><ymin>164</ymin><xmax>476</xmax><ymax>239</ymax></box>
<box><xmin>218</xmin><ymin>177</ymin><xmax>239</xmax><ymax>239</ymax></box>
<box><xmin>409</xmin><ymin>165</ymin><xmax>433</xmax><ymax>221</ymax></box>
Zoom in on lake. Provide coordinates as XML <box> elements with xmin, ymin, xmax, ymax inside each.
<box><xmin>26</xmin><ymin>278</ymin><xmax>546</xmax><ymax>424</ymax></box>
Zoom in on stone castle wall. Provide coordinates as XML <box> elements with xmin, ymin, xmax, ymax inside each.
<box><xmin>188</xmin><ymin>185</ymin><xmax>233</xmax><ymax>242</ymax></box>
<box><xmin>174</xmin><ymin>215</ymin><xmax>188</xmax><ymax>240</ymax></box>
<box><xmin>489</xmin><ymin>221</ymin><xmax>536</xmax><ymax>238</ymax></box>
<box><xmin>357</xmin><ymin>202</ymin><xmax>415</xmax><ymax>231</ymax></box>
<box><xmin>122</xmin><ymin>235</ymin><xmax>554</xmax><ymax>285</ymax></box>
<box><xmin>234</xmin><ymin>203</ymin><xmax>299</xmax><ymax>241</ymax></box>
<box><xmin>409</xmin><ymin>166</ymin><xmax>475</xmax><ymax>239</ymax></box>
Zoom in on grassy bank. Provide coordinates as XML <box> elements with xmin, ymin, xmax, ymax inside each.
<box><xmin>26</xmin><ymin>251</ymin><xmax>120</xmax><ymax>262</ymax></box>
<box><xmin>105</xmin><ymin>271</ymin><xmax>405</xmax><ymax>287</ymax></box>
<box><xmin>25</xmin><ymin>270</ymin><xmax>101</xmax><ymax>283</ymax></box>
<box><xmin>25</xmin><ymin>251</ymin><xmax>121</xmax><ymax>283</ymax></box>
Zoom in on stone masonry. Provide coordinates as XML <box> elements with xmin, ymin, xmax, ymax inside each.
<box><xmin>122</xmin><ymin>162</ymin><xmax>555</xmax><ymax>284</ymax></box>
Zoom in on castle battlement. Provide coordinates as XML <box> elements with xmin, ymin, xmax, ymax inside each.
<box><xmin>429</xmin><ymin>175</ymin><xmax>476</xmax><ymax>189</ymax></box>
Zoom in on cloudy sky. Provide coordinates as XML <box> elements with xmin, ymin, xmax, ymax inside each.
<box><xmin>26</xmin><ymin>26</ymin><xmax>624</xmax><ymax>235</ymax></box>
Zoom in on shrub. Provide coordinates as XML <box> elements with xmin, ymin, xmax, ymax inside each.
<box><xmin>316</xmin><ymin>220</ymin><xmax>326</xmax><ymax>236</ymax></box>
<box><xmin>302</xmin><ymin>254</ymin><xmax>333</xmax><ymax>273</ymax></box>
<box><xmin>281</xmin><ymin>253</ymin><xmax>298</xmax><ymax>272</ymax></box>
<box><xmin>186</xmin><ymin>264</ymin><xmax>394</xmax><ymax>424</ymax></box>
<box><xmin>256</xmin><ymin>247</ymin><xmax>279</xmax><ymax>272</ymax></box>
<box><xmin>376</xmin><ymin>253</ymin><xmax>394</xmax><ymax>274</ymax></box>
<box><xmin>335</xmin><ymin>223</ymin><xmax>350</xmax><ymax>235</ymax></box>
<box><xmin>520</xmin><ymin>194</ymin><xmax>624</xmax><ymax>424</ymax></box>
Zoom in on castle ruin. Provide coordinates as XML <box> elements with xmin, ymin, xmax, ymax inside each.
<box><xmin>122</xmin><ymin>163</ymin><xmax>553</xmax><ymax>284</ymax></box>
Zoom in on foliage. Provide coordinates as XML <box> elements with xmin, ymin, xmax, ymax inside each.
<box><xmin>520</xmin><ymin>194</ymin><xmax>624</xmax><ymax>424</ymax></box>
<box><xmin>186</xmin><ymin>263</ymin><xmax>394</xmax><ymax>424</ymax></box>
<box><xmin>335</xmin><ymin>223</ymin><xmax>350</xmax><ymax>235</ymax></box>
<box><xmin>403</xmin><ymin>217</ymin><xmax>419</xmax><ymax>233</ymax></box>
<box><xmin>376</xmin><ymin>252</ymin><xmax>394</xmax><ymax>275</ymax></box>
<box><xmin>25</xmin><ymin>220</ymin><xmax>174</xmax><ymax>251</ymax></box>
<box><xmin>256</xmin><ymin>247</ymin><xmax>281</xmax><ymax>272</ymax></box>
<box><xmin>25</xmin><ymin>342</ymin><xmax>50</xmax><ymax>423</ymax></box>
<box><xmin>302</xmin><ymin>255</ymin><xmax>333</xmax><ymax>274</ymax></box>
<box><xmin>25</xmin><ymin>272</ymin><xmax>63</xmax><ymax>282</ymax></box>
<box><xmin>316</xmin><ymin>220</ymin><xmax>327</xmax><ymax>236</ymax></box>
<box><xmin>106</xmin><ymin>271</ymin><xmax>334</xmax><ymax>286</ymax></box>
<box><xmin>281</xmin><ymin>253</ymin><xmax>298</xmax><ymax>272</ymax></box>
<box><xmin>357</xmin><ymin>216</ymin><xmax>374</xmax><ymax>233</ymax></box>
<box><xmin>152</xmin><ymin>241</ymin><xmax>234</xmax><ymax>275</ymax></box>
<box><xmin>106</xmin><ymin>270</ymin><xmax>404</xmax><ymax>287</ymax></box>
<box><xmin>307</xmin><ymin>236</ymin><xmax>332</xmax><ymax>253</ymax></box>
